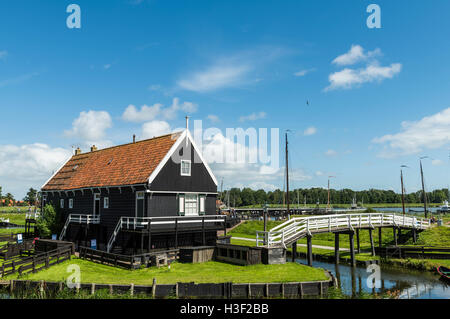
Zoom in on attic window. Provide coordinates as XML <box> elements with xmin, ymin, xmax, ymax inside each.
<box><xmin>107</xmin><ymin>158</ymin><xmax>113</xmax><ymax>165</ymax></box>
<box><xmin>73</xmin><ymin>165</ymin><xmax>79</xmax><ymax>171</ymax></box>
<box><xmin>181</xmin><ymin>160</ymin><xmax>191</xmax><ymax>176</ymax></box>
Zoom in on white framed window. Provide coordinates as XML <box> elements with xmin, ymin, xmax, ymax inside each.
<box><xmin>104</xmin><ymin>197</ymin><xmax>109</xmax><ymax>209</ymax></box>
<box><xmin>60</xmin><ymin>199</ymin><xmax>64</xmax><ymax>208</ymax></box>
<box><xmin>136</xmin><ymin>191</ymin><xmax>145</xmax><ymax>200</ymax></box>
<box><xmin>184</xmin><ymin>194</ymin><xmax>198</xmax><ymax>216</ymax></box>
<box><xmin>181</xmin><ymin>160</ymin><xmax>191</xmax><ymax>176</ymax></box>
<box><xmin>94</xmin><ymin>193</ymin><xmax>101</xmax><ymax>200</ymax></box>
<box><xmin>69</xmin><ymin>198</ymin><xmax>73</xmax><ymax>209</ymax></box>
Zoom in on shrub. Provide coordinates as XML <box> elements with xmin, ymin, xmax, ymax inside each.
<box><xmin>36</xmin><ymin>204</ymin><xmax>64</xmax><ymax>238</ymax></box>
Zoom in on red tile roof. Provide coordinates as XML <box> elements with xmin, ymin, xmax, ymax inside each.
<box><xmin>42</xmin><ymin>132</ymin><xmax>182</xmax><ymax>191</ymax></box>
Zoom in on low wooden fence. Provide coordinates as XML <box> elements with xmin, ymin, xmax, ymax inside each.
<box><xmin>0</xmin><ymin>246</ymin><xmax>72</xmax><ymax>278</ymax></box>
<box><xmin>0</xmin><ymin>233</ymin><xmax>17</xmax><ymax>243</ymax></box>
<box><xmin>0</xmin><ymin>276</ymin><xmax>334</xmax><ymax>298</ymax></box>
<box><xmin>376</xmin><ymin>246</ymin><xmax>450</xmax><ymax>259</ymax></box>
<box><xmin>78</xmin><ymin>247</ymin><xmax>179</xmax><ymax>270</ymax></box>
<box><xmin>0</xmin><ymin>240</ymin><xmax>34</xmax><ymax>260</ymax></box>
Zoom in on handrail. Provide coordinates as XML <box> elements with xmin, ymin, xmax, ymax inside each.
<box><xmin>256</xmin><ymin>213</ymin><xmax>429</xmax><ymax>248</ymax></box>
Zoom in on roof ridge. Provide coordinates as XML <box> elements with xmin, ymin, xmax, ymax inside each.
<box><xmin>71</xmin><ymin>130</ymin><xmax>184</xmax><ymax>158</ymax></box>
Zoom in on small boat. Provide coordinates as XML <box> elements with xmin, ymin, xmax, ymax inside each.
<box><xmin>437</xmin><ymin>266</ymin><xmax>450</xmax><ymax>282</ymax></box>
<box><xmin>437</xmin><ymin>200</ymin><xmax>450</xmax><ymax>214</ymax></box>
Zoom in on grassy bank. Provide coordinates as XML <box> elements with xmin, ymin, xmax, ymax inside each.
<box><xmin>5</xmin><ymin>257</ymin><xmax>329</xmax><ymax>284</ymax></box>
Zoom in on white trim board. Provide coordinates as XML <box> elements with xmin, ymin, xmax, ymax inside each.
<box><xmin>40</xmin><ymin>155</ymin><xmax>73</xmax><ymax>190</ymax></box>
<box><xmin>147</xmin><ymin>129</ymin><xmax>218</xmax><ymax>186</ymax></box>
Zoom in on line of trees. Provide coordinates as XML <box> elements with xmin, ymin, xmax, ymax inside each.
<box><xmin>220</xmin><ymin>187</ymin><xmax>450</xmax><ymax>207</ymax></box>
<box><xmin>0</xmin><ymin>186</ymin><xmax>38</xmax><ymax>207</ymax></box>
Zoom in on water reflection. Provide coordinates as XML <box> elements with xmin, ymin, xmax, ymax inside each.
<box><xmin>297</xmin><ymin>258</ymin><xmax>450</xmax><ymax>299</ymax></box>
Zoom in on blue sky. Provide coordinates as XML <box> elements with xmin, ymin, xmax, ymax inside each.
<box><xmin>1</xmin><ymin>0</ymin><xmax>450</xmax><ymax>199</ymax></box>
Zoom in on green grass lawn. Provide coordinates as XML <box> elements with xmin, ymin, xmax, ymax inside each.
<box><xmin>6</xmin><ymin>257</ymin><xmax>329</xmax><ymax>284</ymax></box>
<box><xmin>0</xmin><ymin>212</ymin><xmax>28</xmax><ymax>225</ymax></box>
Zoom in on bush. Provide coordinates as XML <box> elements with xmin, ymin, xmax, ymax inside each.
<box><xmin>36</xmin><ymin>204</ymin><xmax>64</xmax><ymax>238</ymax></box>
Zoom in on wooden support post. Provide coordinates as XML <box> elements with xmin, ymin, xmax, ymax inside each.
<box><xmin>356</xmin><ymin>229</ymin><xmax>360</xmax><ymax>254</ymax></box>
<box><xmin>413</xmin><ymin>229</ymin><xmax>417</xmax><ymax>243</ymax></box>
<box><xmin>175</xmin><ymin>219</ymin><xmax>178</xmax><ymax>249</ymax></box>
<box><xmin>378</xmin><ymin>227</ymin><xmax>382</xmax><ymax>249</ymax></box>
<box><xmin>306</xmin><ymin>235</ymin><xmax>313</xmax><ymax>267</ymax></box>
<box><xmin>291</xmin><ymin>241</ymin><xmax>297</xmax><ymax>262</ymax></box>
<box><xmin>91</xmin><ymin>283</ymin><xmax>95</xmax><ymax>295</ymax></box>
<box><xmin>349</xmin><ymin>231</ymin><xmax>356</xmax><ymax>267</ymax></box>
<box><xmin>130</xmin><ymin>283</ymin><xmax>134</xmax><ymax>296</ymax></box>
<box><xmin>334</xmin><ymin>232</ymin><xmax>340</xmax><ymax>264</ymax></box>
<box><xmin>369</xmin><ymin>228</ymin><xmax>375</xmax><ymax>256</ymax></box>
<box><xmin>202</xmin><ymin>217</ymin><xmax>206</xmax><ymax>246</ymax></box>
<box><xmin>141</xmin><ymin>232</ymin><xmax>144</xmax><ymax>253</ymax></box>
<box><xmin>152</xmin><ymin>278</ymin><xmax>157</xmax><ymax>298</ymax></box>
<box><xmin>393</xmin><ymin>227</ymin><xmax>398</xmax><ymax>247</ymax></box>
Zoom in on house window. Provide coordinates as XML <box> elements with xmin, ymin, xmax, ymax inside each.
<box><xmin>181</xmin><ymin>160</ymin><xmax>191</xmax><ymax>176</ymax></box>
<box><xmin>69</xmin><ymin>199</ymin><xmax>73</xmax><ymax>209</ymax></box>
<box><xmin>60</xmin><ymin>199</ymin><xmax>64</xmax><ymax>208</ymax></box>
<box><xmin>199</xmin><ymin>195</ymin><xmax>206</xmax><ymax>215</ymax></box>
<box><xmin>104</xmin><ymin>197</ymin><xmax>109</xmax><ymax>209</ymax></box>
<box><xmin>184</xmin><ymin>194</ymin><xmax>198</xmax><ymax>216</ymax></box>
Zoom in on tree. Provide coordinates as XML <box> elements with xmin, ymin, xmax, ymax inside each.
<box><xmin>23</xmin><ymin>187</ymin><xmax>38</xmax><ymax>204</ymax></box>
<box><xmin>36</xmin><ymin>204</ymin><xmax>64</xmax><ymax>238</ymax></box>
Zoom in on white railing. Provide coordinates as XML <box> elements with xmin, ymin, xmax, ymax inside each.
<box><xmin>59</xmin><ymin>214</ymin><xmax>100</xmax><ymax>240</ymax></box>
<box><xmin>256</xmin><ymin>213</ymin><xmax>429</xmax><ymax>248</ymax></box>
<box><xmin>106</xmin><ymin>215</ymin><xmax>226</xmax><ymax>252</ymax></box>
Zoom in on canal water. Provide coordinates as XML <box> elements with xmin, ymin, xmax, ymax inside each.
<box><xmin>372</xmin><ymin>207</ymin><xmax>440</xmax><ymax>214</ymax></box>
<box><xmin>296</xmin><ymin>258</ymin><xmax>450</xmax><ymax>299</ymax></box>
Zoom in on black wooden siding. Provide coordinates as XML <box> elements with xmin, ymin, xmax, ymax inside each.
<box><xmin>149</xmin><ymin>137</ymin><xmax>217</xmax><ymax>193</ymax></box>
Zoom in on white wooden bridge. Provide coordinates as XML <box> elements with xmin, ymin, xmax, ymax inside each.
<box><xmin>256</xmin><ymin>213</ymin><xmax>429</xmax><ymax>249</ymax></box>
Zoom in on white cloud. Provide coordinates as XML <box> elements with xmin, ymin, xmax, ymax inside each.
<box><xmin>64</xmin><ymin>110</ymin><xmax>113</xmax><ymax>148</ymax></box>
<box><xmin>239</xmin><ymin>112</ymin><xmax>267</xmax><ymax>122</ymax></box>
<box><xmin>372</xmin><ymin>107</ymin><xmax>450</xmax><ymax>158</ymax></box>
<box><xmin>332</xmin><ymin>45</ymin><xmax>381</xmax><ymax>66</ymax></box>
<box><xmin>141</xmin><ymin>120</ymin><xmax>172</xmax><ymax>139</ymax></box>
<box><xmin>325</xmin><ymin>149</ymin><xmax>338</xmax><ymax>157</ymax></box>
<box><xmin>325</xmin><ymin>45</ymin><xmax>400</xmax><ymax>91</ymax></box>
<box><xmin>432</xmin><ymin>159</ymin><xmax>444</xmax><ymax>166</ymax></box>
<box><xmin>177</xmin><ymin>47</ymin><xmax>287</xmax><ymax>93</ymax></box>
<box><xmin>207</xmin><ymin>114</ymin><xmax>220</xmax><ymax>123</ymax></box>
<box><xmin>325</xmin><ymin>62</ymin><xmax>401</xmax><ymax>91</ymax></box>
<box><xmin>303</xmin><ymin>126</ymin><xmax>317</xmax><ymax>136</ymax></box>
<box><xmin>0</xmin><ymin>143</ymin><xmax>72</xmax><ymax>198</ymax></box>
<box><xmin>0</xmin><ymin>50</ymin><xmax>7</xmax><ymax>60</ymax></box>
<box><xmin>178</xmin><ymin>63</ymin><xmax>251</xmax><ymax>92</ymax></box>
<box><xmin>294</xmin><ymin>68</ymin><xmax>314</xmax><ymax>77</ymax></box>
<box><xmin>122</xmin><ymin>103</ymin><xmax>162</xmax><ymax>122</ymax></box>
<box><xmin>0</xmin><ymin>72</ymin><xmax>39</xmax><ymax>88</ymax></box>
<box><xmin>122</xmin><ymin>98</ymin><xmax>197</xmax><ymax>123</ymax></box>
<box><xmin>103</xmin><ymin>64</ymin><xmax>112</xmax><ymax>70</ymax></box>
<box><xmin>315</xmin><ymin>171</ymin><xmax>324</xmax><ymax>176</ymax></box>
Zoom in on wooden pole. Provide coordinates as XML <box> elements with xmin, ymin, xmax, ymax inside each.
<box><xmin>334</xmin><ymin>233</ymin><xmax>340</xmax><ymax>264</ymax></box>
<box><xmin>291</xmin><ymin>241</ymin><xmax>297</xmax><ymax>262</ymax></box>
<box><xmin>420</xmin><ymin>160</ymin><xmax>429</xmax><ymax>218</ymax></box>
<box><xmin>349</xmin><ymin>231</ymin><xmax>356</xmax><ymax>267</ymax></box>
<box><xmin>369</xmin><ymin>228</ymin><xmax>375</xmax><ymax>256</ymax></box>
<box><xmin>378</xmin><ymin>227</ymin><xmax>382</xmax><ymax>249</ymax></box>
<box><xmin>393</xmin><ymin>227</ymin><xmax>398</xmax><ymax>246</ymax></box>
<box><xmin>356</xmin><ymin>229</ymin><xmax>360</xmax><ymax>254</ymax></box>
<box><xmin>175</xmin><ymin>219</ymin><xmax>178</xmax><ymax>249</ymax></box>
<box><xmin>306</xmin><ymin>235</ymin><xmax>313</xmax><ymax>267</ymax></box>
<box><xmin>401</xmin><ymin>169</ymin><xmax>406</xmax><ymax>215</ymax></box>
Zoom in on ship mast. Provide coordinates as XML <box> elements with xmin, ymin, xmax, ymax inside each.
<box><xmin>420</xmin><ymin>159</ymin><xmax>428</xmax><ymax>218</ymax></box>
<box><xmin>400</xmin><ymin>168</ymin><xmax>406</xmax><ymax>215</ymax></box>
<box><xmin>285</xmin><ymin>132</ymin><xmax>290</xmax><ymax>218</ymax></box>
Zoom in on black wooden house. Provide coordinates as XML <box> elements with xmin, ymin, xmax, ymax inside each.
<box><xmin>41</xmin><ymin>129</ymin><xmax>224</xmax><ymax>253</ymax></box>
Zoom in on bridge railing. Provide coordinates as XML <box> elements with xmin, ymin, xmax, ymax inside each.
<box><xmin>256</xmin><ymin>213</ymin><xmax>429</xmax><ymax>248</ymax></box>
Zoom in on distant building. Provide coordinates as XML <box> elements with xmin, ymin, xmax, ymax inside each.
<box><xmin>41</xmin><ymin>129</ymin><xmax>223</xmax><ymax>253</ymax></box>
